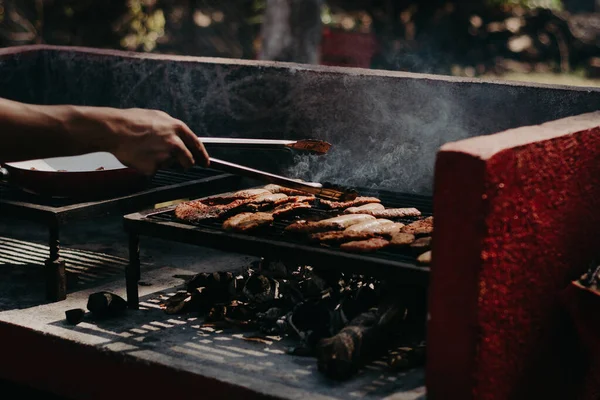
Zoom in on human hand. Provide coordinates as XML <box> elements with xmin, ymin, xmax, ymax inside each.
<box><xmin>81</xmin><ymin>107</ymin><xmax>209</xmax><ymax>176</ymax></box>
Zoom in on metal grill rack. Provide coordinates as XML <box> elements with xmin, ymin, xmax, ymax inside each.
<box><xmin>124</xmin><ymin>188</ymin><xmax>432</xmax><ymax>309</ymax></box>
<box><xmin>0</xmin><ymin>168</ymin><xmax>241</xmax><ymax>301</ymax></box>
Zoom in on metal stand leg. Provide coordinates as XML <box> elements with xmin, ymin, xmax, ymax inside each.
<box><xmin>127</xmin><ymin>234</ymin><xmax>140</xmax><ymax>309</ymax></box>
<box><xmin>45</xmin><ymin>224</ymin><xmax>66</xmax><ymax>302</ymax></box>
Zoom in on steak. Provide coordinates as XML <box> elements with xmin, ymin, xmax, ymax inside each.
<box><xmin>285</xmin><ymin>214</ymin><xmax>376</xmax><ymax>234</ymax></box>
<box><xmin>401</xmin><ymin>217</ymin><xmax>433</xmax><ymax>236</ymax></box>
<box><xmin>389</xmin><ymin>232</ymin><xmax>416</xmax><ymax>247</ymax></box>
<box><xmin>319</xmin><ymin>197</ymin><xmax>381</xmax><ymax>210</ymax></box>
<box><xmin>344</xmin><ymin>219</ymin><xmax>404</xmax><ymax>235</ymax></box>
<box><xmin>339</xmin><ymin>238</ymin><xmax>390</xmax><ymax>253</ymax></box>
<box><xmin>417</xmin><ymin>250</ymin><xmax>431</xmax><ymax>265</ymax></box>
<box><xmin>360</xmin><ymin>208</ymin><xmax>422</xmax><ymax>218</ymax></box>
<box><xmin>410</xmin><ymin>236</ymin><xmax>432</xmax><ymax>252</ymax></box>
<box><xmin>270</xmin><ymin>202</ymin><xmax>312</xmax><ymax>218</ymax></box>
<box><xmin>222</xmin><ymin>212</ymin><xmax>274</xmax><ymax>232</ymax></box>
<box><xmin>343</xmin><ymin>203</ymin><xmax>385</xmax><ymax>214</ymax></box>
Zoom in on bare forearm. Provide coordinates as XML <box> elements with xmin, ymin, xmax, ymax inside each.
<box><xmin>0</xmin><ymin>98</ymin><xmax>115</xmax><ymax>162</ymax></box>
<box><xmin>0</xmin><ymin>97</ymin><xmax>209</xmax><ymax>175</ymax></box>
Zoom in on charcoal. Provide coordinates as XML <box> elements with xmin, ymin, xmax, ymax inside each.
<box><xmin>224</xmin><ymin>302</ymin><xmax>257</xmax><ymax>323</ymax></box>
<box><xmin>316</xmin><ymin>299</ymin><xmax>407</xmax><ymax>381</ymax></box>
<box><xmin>87</xmin><ymin>292</ymin><xmax>127</xmax><ymax>318</ymax></box>
<box><xmin>163</xmin><ymin>290</ymin><xmax>204</xmax><ymax>315</ymax></box>
<box><xmin>187</xmin><ymin>271</ymin><xmax>237</xmax><ymax>302</ymax></box>
<box><xmin>243</xmin><ymin>274</ymin><xmax>276</xmax><ymax>303</ymax></box>
<box><xmin>298</xmin><ymin>273</ymin><xmax>332</xmax><ymax>299</ymax></box>
<box><xmin>65</xmin><ymin>308</ymin><xmax>85</xmax><ymax>325</ymax></box>
<box><xmin>258</xmin><ymin>258</ymin><xmax>291</xmax><ymax>278</ymax></box>
<box><xmin>275</xmin><ymin>279</ymin><xmax>304</xmax><ymax>306</ymax></box>
<box><xmin>289</xmin><ymin>301</ymin><xmax>333</xmax><ymax>348</ymax></box>
<box><xmin>206</xmin><ymin>304</ymin><xmax>227</xmax><ymax>322</ymax></box>
<box><xmin>339</xmin><ymin>284</ymin><xmax>379</xmax><ymax>323</ymax></box>
<box><xmin>257</xmin><ymin>307</ymin><xmax>283</xmax><ymax>321</ymax></box>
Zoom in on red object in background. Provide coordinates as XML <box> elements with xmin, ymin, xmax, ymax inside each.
<box><xmin>320</xmin><ymin>28</ymin><xmax>378</xmax><ymax>68</ymax></box>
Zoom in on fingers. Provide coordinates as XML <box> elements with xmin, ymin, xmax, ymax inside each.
<box><xmin>177</xmin><ymin>122</ymin><xmax>210</xmax><ymax>168</ymax></box>
<box><xmin>170</xmin><ymin>135</ymin><xmax>195</xmax><ymax>170</ymax></box>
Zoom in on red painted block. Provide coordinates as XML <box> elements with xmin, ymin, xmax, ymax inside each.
<box><xmin>320</xmin><ymin>29</ymin><xmax>377</xmax><ymax>68</ymax></box>
<box><xmin>427</xmin><ymin>111</ymin><xmax>600</xmax><ymax>400</ymax></box>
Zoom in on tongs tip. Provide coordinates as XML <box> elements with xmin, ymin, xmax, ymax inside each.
<box><xmin>287</xmin><ymin>139</ymin><xmax>332</xmax><ymax>155</ymax></box>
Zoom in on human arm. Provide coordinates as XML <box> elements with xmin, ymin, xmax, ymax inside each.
<box><xmin>0</xmin><ymin>97</ymin><xmax>209</xmax><ymax>175</ymax></box>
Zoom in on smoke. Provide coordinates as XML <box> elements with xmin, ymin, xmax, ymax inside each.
<box><xmin>283</xmin><ymin>76</ymin><xmax>470</xmax><ymax>195</ymax></box>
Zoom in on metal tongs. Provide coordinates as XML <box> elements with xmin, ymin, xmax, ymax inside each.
<box><xmin>200</xmin><ymin>138</ymin><xmax>331</xmax><ymax>155</ymax></box>
<box><xmin>207</xmin><ymin>158</ymin><xmax>358</xmax><ymax>202</ymax></box>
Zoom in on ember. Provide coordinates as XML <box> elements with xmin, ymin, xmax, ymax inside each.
<box><xmin>160</xmin><ymin>258</ymin><xmax>427</xmax><ymax>380</ymax></box>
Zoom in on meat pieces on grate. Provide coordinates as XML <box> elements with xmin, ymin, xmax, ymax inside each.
<box><xmin>222</xmin><ymin>212</ymin><xmax>274</xmax><ymax>232</ymax></box>
<box><xmin>319</xmin><ymin>197</ymin><xmax>381</xmax><ymax>210</ymax></box>
<box><xmin>339</xmin><ymin>238</ymin><xmax>390</xmax><ymax>253</ymax></box>
<box><xmin>401</xmin><ymin>217</ymin><xmax>433</xmax><ymax>236</ymax></box>
<box><xmin>285</xmin><ymin>214</ymin><xmax>376</xmax><ymax>234</ymax></box>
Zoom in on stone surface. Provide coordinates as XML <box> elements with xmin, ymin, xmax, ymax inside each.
<box><xmin>428</xmin><ymin>111</ymin><xmax>600</xmax><ymax>400</ymax></box>
<box><xmin>1</xmin><ymin>45</ymin><xmax>600</xmax><ymax>195</ymax></box>
<box><xmin>0</xmin><ymin>215</ymin><xmax>425</xmax><ymax>399</ymax></box>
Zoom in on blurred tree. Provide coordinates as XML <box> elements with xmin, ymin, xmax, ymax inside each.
<box><xmin>258</xmin><ymin>0</ymin><xmax>323</xmax><ymax>63</ymax></box>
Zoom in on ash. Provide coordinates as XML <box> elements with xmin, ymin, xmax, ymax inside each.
<box><xmin>161</xmin><ymin>258</ymin><xmax>427</xmax><ymax>380</ymax></box>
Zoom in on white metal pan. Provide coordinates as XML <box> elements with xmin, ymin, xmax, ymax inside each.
<box><xmin>0</xmin><ymin>152</ymin><xmax>148</xmax><ymax>199</ymax></box>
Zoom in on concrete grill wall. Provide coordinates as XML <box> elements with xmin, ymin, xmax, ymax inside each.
<box><xmin>430</xmin><ymin>111</ymin><xmax>600</xmax><ymax>400</ymax></box>
<box><xmin>1</xmin><ymin>45</ymin><xmax>600</xmax><ymax>195</ymax></box>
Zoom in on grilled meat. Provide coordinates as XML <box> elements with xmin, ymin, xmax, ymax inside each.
<box><xmin>401</xmin><ymin>217</ymin><xmax>433</xmax><ymax>236</ymax></box>
<box><xmin>174</xmin><ymin>202</ymin><xmax>224</xmax><ymax>221</ymax></box>
<box><xmin>270</xmin><ymin>202</ymin><xmax>312</xmax><ymax>218</ymax></box>
<box><xmin>389</xmin><ymin>232</ymin><xmax>416</xmax><ymax>247</ymax></box>
<box><xmin>278</xmin><ymin>194</ymin><xmax>317</xmax><ymax>204</ymax></box>
<box><xmin>263</xmin><ymin>184</ymin><xmax>310</xmax><ymax>196</ymax></box>
<box><xmin>343</xmin><ymin>203</ymin><xmax>385</xmax><ymax>214</ymax></box>
<box><xmin>310</xmin><ymin>220</ymin><xmax>404</xmax><ymax>244</ymax></box>
<box><xmin>319</xmin><ymin>197</ymin><xmax>381</xmax><ymax>210</ymax></box>
<box><xmin>309</xmin><ymin>230</ymin><xmax>377</xmax><ymax>244</ymax></box>
<box><xmin>417</xmin><ymin>251</ymin><xmax>432</xmax><ymax>265</ymax></box>
<box><xmin>285</xmin><ymin>214</ymin><xmax>376</xmax><ymax>234</ymax></box>
<box><xmin>222</xmin><ymin>212</ymin><xmax>274</xmax><ymax>232</ymax></box>
<box><xmin>176</xmin><ymin>193</ymin><xmax>289</xmax><ymax>221</ymax></box>
<box><xmin>339</xmin><ymin>238</ymin><xmax>390</xmax><ymax>253</ymax></box>
<box><xmin>345</xmin><ymin>219</ymin><xmax>404</xmax><ymax>235</ymax></box>
<box><xmin>361</xmin><ymin>208</ymin><xmax>421</xmax><ymax>218</ymax></box>
<box><xmin>410</xmin><ymin>236</ymin><xmax>432</xmax><ymax>252</ymax></box>
<box><xmin>203</xmin><ymin>188</ymin><xmax>272</xmax><ymax>205</ymax></box>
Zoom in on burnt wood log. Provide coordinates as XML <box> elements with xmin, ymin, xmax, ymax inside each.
<box><xmin>316</xmin><ymin>299</ymin><xmax>407</xmax><ymax>380</ymax></box>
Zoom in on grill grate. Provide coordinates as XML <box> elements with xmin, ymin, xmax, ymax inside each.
<box><xmin>139</xmin><ymin>188</ymin><xmax>433</xmax><ymax>272</ymax></box>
